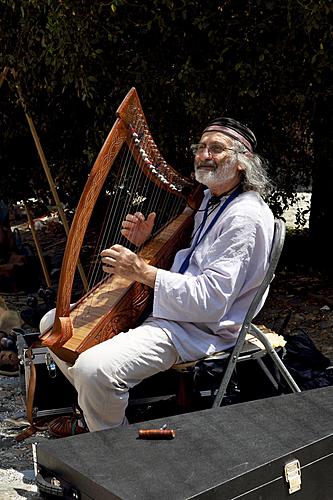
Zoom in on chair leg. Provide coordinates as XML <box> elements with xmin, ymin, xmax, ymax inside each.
<box><xmin>250</xmin><ymin>324</ymin><xmax>301</xmax><ymax>393</ymax></box>
<box><xmin>213</xmin><ymin>324</ymin><xmax>302</xmax><ymax>408</ymax></box>
<box><xmin>212</xmin><ymin>329</ymin><xmax>248</xmax><ymax>408</ymax></box>
<box><xmin>255</xmin><ymin>358</ymin><xmax>279</xmax><ymax>391</ymax></box>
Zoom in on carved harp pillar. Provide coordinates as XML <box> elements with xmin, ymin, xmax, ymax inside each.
<box><xmin>40</xmin><ymin>88</ymin><xmax>201</xmax><ymax>363</ymax></box>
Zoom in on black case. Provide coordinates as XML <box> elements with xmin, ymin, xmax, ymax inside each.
<box><xmin>36</xmin><ymin>386</ymin><xmax>333</xmax><ymax>499</ymax></box>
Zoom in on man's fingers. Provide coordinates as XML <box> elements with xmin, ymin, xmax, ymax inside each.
<box><xmin>123</xmin><ymin>212</ymin><xmax>155</xmax><ymax>229</ymax></box>
<box><xmin>133</xmin><ymin>212</ymin><xmax>145</xmax><ymax>221</ymax></box>
<box><xmin>101</xmin><ymin>256</ymin><xmax>113</xmax><ymax>264</ymax></box>
<box><xmin>121</xmin><ymin>220</ymin><xmax>135</xmax><ymax>230</ymax></box>
<box><xmin>147</xmin><ymin>212</ymin><xmax>156</xmax><ymax>224</ymax></box>
<box><xmin>100</xmin><ymin>244</ymin><xmax>123</xmax><ymax>258</ymax></box>
<box><xmin>125</xmin><ymin>212</ymin><xmax>144</xmax><ymax>223</ymax></box>
<box><xmin>111</xmin><ymin>244</ymin><xmax>123</xmax><ymax>252</ymax></box>
<box><xmin>125</xmin><ymin>213</ymin><xmax>136</xmax><ymax>222</ymax></box>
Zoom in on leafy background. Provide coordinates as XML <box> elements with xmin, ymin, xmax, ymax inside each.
<box><xmin>1</xmin><ymin>0</ymin><xmax>332</xmax><ymax>269</ymax></box>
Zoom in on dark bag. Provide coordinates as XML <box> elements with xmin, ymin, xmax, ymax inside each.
<box><xmin>192</xmin><ymin>329</ymin><xmax>333</xmax><ymax>404</ymax></box>
<box><xmin>282</xmin><ymin>329</ymin><xmax>333</xmax><ymax>390</ymax></box>
<box><xmin>191</xmin><ymin>356</ymin><xmax>241</xmax><ymax>405</ymax></box>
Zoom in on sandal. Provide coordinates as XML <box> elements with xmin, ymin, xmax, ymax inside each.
<box><xmin>48</xmin><ymin>406</ymin><xmax>89</xmax><ymax>438</ymax></box>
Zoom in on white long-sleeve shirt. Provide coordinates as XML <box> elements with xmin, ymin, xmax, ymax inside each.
<box><xmin>147</xmin><ymin>189</ymin><xmax>274</xmax><ymax>362</ymax></box>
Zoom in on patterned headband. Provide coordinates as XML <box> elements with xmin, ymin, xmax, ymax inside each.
<box><xmin>203</xmin><ymin>125</ymin><xmax>253</xmax><ymax>152</ymax></box>
<box><xmin>203</xmin><ymin>117</ymin><xmax>257</xmax><ymax>152</ymax></box>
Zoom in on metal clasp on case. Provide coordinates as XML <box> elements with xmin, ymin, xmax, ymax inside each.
<box><xmin>284</xmin><ymin>459</ymin><xmax>301</xmax><ymax>494</ymax></box>
<box><xmin>45</xmin><ymin>352</ymin><xmax>57</xmax><ymax>378</ymax></box>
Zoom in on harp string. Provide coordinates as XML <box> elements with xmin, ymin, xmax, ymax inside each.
<box><xmin>72</xmin><ymin>110</ymin><xmax>157</xmax><ymax>321</ymax></box>
<box><xmin>72</xmin><ymin>106</ymin><xmax>185</xmax><ymax>327</ymax></box>
<box><xmin>71</xmin><ymin>145</ymin><xmax>132</xmax><ymax>324</ymax></box>
<box><xmin>132</xmin><ymin>109</ymin><xmax>183</xmax><ymax>247</ymax></box>
<box><xmin>73</xmin><ymin>114</ymin><xmax>138</xmax><ymax>322</ymax></box>
<box><xmin>92</xmin><ymin>146</ymin><xmax>131</xmax><ymax>273</ymax></box>
<box><xmin>90</xmin><ymin>145</ymin><xmax>132</xmax><ymax>284</ymax></box>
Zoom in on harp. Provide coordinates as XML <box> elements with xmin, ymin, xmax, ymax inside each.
<box><xmin>40</xmin><ymin>88</ymin><xmax>202</xmax><ymax>363</ymax></box>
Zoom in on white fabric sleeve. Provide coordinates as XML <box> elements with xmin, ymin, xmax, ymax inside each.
<box><xmin>153</xmin><ymin>217</ymin><xmax>257</xmax><ymax>323</ymax></box>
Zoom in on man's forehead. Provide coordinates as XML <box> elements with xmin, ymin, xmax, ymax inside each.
<box><xmin>199</xmin><ymin>131</ymin><xmax>233</xmax><ymax>145</ymax></box>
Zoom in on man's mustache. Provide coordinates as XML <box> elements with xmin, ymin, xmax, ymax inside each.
<box><xmin>195</xmin><ymin>160</ymin><xmax>217</xmax><ymax>169</ymax></box>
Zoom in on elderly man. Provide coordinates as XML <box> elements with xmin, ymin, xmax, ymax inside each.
<box><xmin>47</xmin><ymin>117</ymin><xmax>274</xmax><ymax>437</ymax></box>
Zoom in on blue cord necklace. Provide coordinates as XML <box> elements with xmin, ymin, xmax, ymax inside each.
<box><xmin>178</xmin><ymin>185</ymin><xmax>242</xmax><ymax>274</ymax></box>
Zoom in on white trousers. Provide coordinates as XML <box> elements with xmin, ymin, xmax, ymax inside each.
<box><xmin>49</xmin><ymin>322</ymin><xmax>179</xmax><ymax>432</ymax></box>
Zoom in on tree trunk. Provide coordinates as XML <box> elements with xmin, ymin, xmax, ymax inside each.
<box><xmin>309</xmin><ymin>95</ymin><xmax>333</xmax><ymax>275</ymax></box>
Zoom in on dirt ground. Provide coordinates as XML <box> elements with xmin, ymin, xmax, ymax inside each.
<box><xmin>257</xmin><ymin>272</ymin><xmax>333</xmax><ymax>364</ymax></box>
<box><xmin>0</xmin><ymin>195</ymin><xmax>332</xmax><ymax>499</ymax></box>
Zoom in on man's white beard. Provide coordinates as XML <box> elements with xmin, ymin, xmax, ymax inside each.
<box><xmin>195</xmin><ymin>159</ymin><xmax>237</xmax><ymax>191</ymax></box>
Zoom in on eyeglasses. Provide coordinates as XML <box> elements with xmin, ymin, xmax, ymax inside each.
<box><xmin>190</xmin><ymin>143</ymin><xmax>237</xmax><ymax>156</ymax></box>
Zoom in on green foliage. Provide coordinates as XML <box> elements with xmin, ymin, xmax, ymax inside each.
<box><xmin>0</xmin><ymin>0</ymin><xmax>332</xmax><ymax>234</ymax></box>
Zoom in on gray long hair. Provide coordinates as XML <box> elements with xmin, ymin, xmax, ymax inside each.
<box><xmin>230</xmin><ymin>139</ymin><xmax>273</xmax><ymax>197</ymax></box>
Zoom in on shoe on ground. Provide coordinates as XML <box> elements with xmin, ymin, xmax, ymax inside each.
<box><xmin>48</xmin><ymin>415</ymin><xmax>89</xmax><ymax>438</ymax></box>
<box><xmin>0</xmin><ymin>350</ymin><xmax>19</xmax><ymax>376</ymax></box>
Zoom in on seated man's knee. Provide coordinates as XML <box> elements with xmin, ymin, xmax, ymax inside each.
<box><xmin>71</xmin><ymin>348</ymin><xmax>99</xmax><ymax>383</ymax></box>
<box><xmin>71</xmin><ymin>347</ymin><xmax>122</xmax><ymax>389</ymax></box>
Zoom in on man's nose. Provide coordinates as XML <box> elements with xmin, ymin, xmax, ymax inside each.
<box><xmin>201</xmin><ymin>147</ymin><xmax>212</xmax><ymax>158</ymax></box>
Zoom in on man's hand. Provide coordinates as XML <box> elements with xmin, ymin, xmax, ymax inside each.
<box><xmin>121</xmin><ymin>212</ymin><xmax>156</xmax><ymax>246</ymax></box>
<box><xmin>100</xmin><ymin>244</ymin><xmax>157</xmax><ymax>288</ymax></box>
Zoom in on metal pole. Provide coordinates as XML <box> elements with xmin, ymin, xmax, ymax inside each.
<box><xmin>10</xmin><ymin>69</ymin><xmax>88</xmax><ymax>291</ymax></box>
<box><xmin>24</xmin><ymin>202</ymin><xmax>52</xmax><ymax>288</ymax></box>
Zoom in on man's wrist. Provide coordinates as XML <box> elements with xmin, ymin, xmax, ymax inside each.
<box><xmin>140</xmin><ymin>263</ymin><xmax>157</xmax><ymax>288</ymax></box>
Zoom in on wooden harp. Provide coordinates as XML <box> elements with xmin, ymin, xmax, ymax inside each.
<box><xmin>40</xmin><ymin>88</ymin><xmax>201</xmax><ymax>363</ymax></box>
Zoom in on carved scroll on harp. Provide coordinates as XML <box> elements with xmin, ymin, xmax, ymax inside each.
<box><xmin>40</xmin><ymin>88</ymin><xmax>201</xmax><ymax>363</ymax></box>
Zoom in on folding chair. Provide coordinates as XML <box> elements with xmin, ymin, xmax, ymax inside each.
<box><xmin>172</xmin><ymin>219</ymin><xmax>301</xmax><ymax>409</ymax></box>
